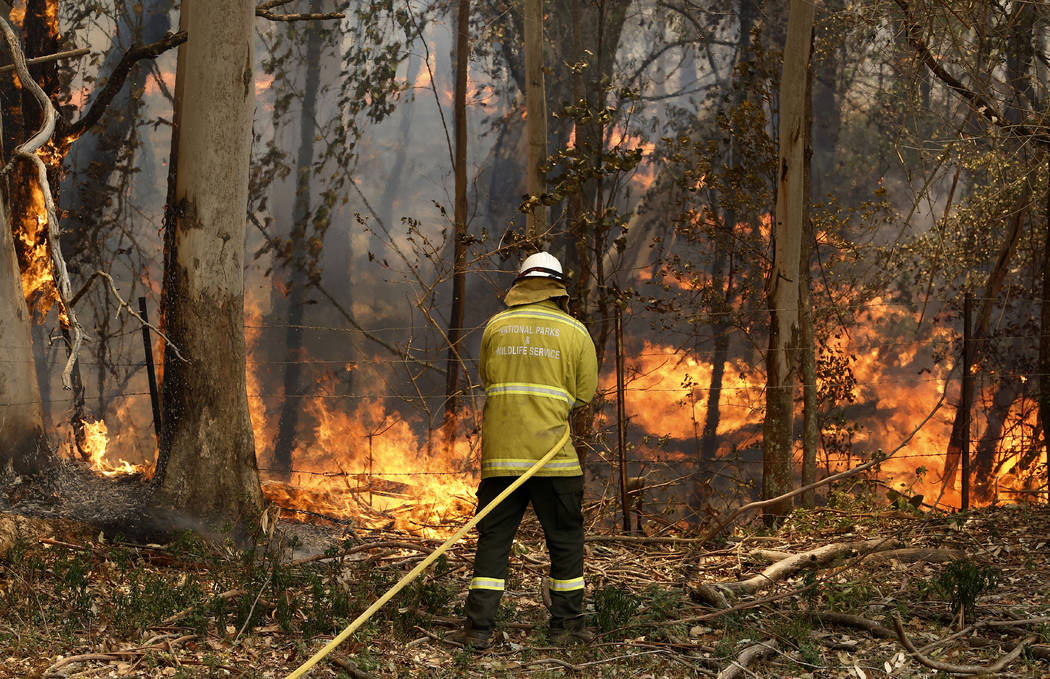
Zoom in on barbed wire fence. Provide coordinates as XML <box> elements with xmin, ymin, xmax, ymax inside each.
<box><xmin>11</xmin><ymin>294</ymin><xmax>1050</xmax><ymax>531</ymax></box>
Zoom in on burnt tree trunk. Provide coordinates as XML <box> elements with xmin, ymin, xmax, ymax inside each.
<box><xmin>444</xmin><ymin>0</ymin><xmax>470</xmax><ymax>421</ymax></box>
<box><xmin>799</xmin><ymin>42</ymin><xmax>817</xmax><ymax>508</ymax></box>
<box><xmin>274</xmin><ymin>2</ymin><xmax>324</xmax><ymax>479</ymax></box>
<box><xmin>1040</xmin><ymin>153</ymin><xmax>1050</xmax><ymax>502</ymax></box>
<box><xmin>0</xmin><ymin>146</ymin><xmax>49</xmax><ymax>475</ymax></box>
<box><xmin>4</xmin><ymin>0</ymin><xmax>83</xmax><ymax>462</ymax></box>
<box><xmin>153</xmin><ymin>0</ymin><xmax>263</xmax><ymax>529</ymax></box>
<box><xmin>762</xmin><ymin>0</ymin><xmax>813</xmax><ymax>520</ymax></box>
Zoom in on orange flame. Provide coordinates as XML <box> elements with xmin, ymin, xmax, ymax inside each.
<box><xmin>81</xmin><ymin>419</ymin><xmax>144</xmax><ymax>477</ymax></box>
<box><xmin>244</xmin><ymin>292</ymin><xmax>478</xmax><ymax>537</ymax></box>
<box><xmin>17</xmin><ymin>178</ymin><xmax>61</xmax><ymax>319</ymax></box>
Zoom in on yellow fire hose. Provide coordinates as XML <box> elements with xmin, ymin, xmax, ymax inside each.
<box><xmin>284</xmin><ymin>425</ymin><xmax>572</xmax><ymax>679</ymax></box>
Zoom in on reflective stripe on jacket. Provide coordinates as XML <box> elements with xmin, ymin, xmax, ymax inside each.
<box><xmin>480</xmin><ymin>290</ymin><xmax>598</xmax><ymax>478</ymax></box>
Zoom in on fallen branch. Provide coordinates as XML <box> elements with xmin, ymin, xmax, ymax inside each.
<box><xmin>807</xmin><ymin>611</ymin><xmax>896</xmax><ymax>639</ymax></box>
<box><xmin>695</xmin><ymin>538</ymin><xmax>898</xmax><ymax>607</ymax></box>
<box><xmin>0</xmin><ymin>16</ymin><xmax>84</xmax><ymax>390</ymax></box>
<box><xmin>893</xmin><ymin>614</ymin><xmax>1035</xmax><ymax>675</ymax></box>
<box><xmin>586</xmin><ymin>534</ymin><xmax>712</xmax><ymax>545</ymax></box>
<box><xmin>43</xmin><ymin>634</ymin><xmax>196</xmax><ymax>676</ymax></box>
<box><xmin>863</xmin><ymin>547</ymin><xmax>964</xmax><ymax>564</ymax></box>
<box><xmin>327</xmin><ymin>652</ymin><xmax>379</xmax><ymax>679</ymax></box>
<box><xmin>291</xmin><ymin>540</ymin><xmax>433</xmax><ymax>567</ymax></box>
<box><xmin>716</xmin><ymin>639</ymin><xmax>779</xmax><ymax>679</ymax></box>
<box><xmin>748</xmin><ymin>548</ymin><xmax>794</xmax><ymax>562</ymax></box>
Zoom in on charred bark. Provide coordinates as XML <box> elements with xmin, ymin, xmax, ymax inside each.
<box><xmin>799</xmin><ymin>43</ymin><xmax>817</xmax><ymax>507</ymax></box>
<box><xmin>274</xmin><ymin>1</ymin><xmax>324</xmax><ymax>479</ymax></box>
<box><xmin>0</xmin><ymin>155</ymin><xmax>49</xmax><ymax>476</ymax></box>
<box><xmin>1041</xmin><ymin>154</ymin><xmax>1050</xmax><ymax>500</ymax></box>
<box><xmin>443</xmin><ymin>0</ymin><xmax>470</xmax><ymax>420</ymax></box>
<box><xmin>153</xmin><ymin>0</ymin><xmax>263</xmax><ymax>531</ymax></box>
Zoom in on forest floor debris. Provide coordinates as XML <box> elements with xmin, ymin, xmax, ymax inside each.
<box><xmin>2</xmin><ymin>490</ymin><xmax>1050</xmax><ymax>677</ymax></box>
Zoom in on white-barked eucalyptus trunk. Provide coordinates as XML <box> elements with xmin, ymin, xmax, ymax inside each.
<box><xmin>763</xmin><ymin>0</ymin><xmax>814</xmax><ymax>519</ymax></box>
<box><xmin>0</xmin><ymin>184</ymin><xmax>48</xmax><ymax>475</ymax></box>
<box><xmin>153</xmin><ymin>0</ymin><xmax>262</xmax><ymax>529</ymax></box>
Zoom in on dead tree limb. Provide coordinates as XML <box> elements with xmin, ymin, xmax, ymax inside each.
<box><xmin>70</xmin><ymin>270</ymin><xmax>185</xmax><ymax>361</ymax></box>
<box><xmin>894</xmin><ymin>614</ymin><xmax>1036</xmax><ymax>675</ymax></box>
<box><xmin>716</xmin><ymin>639</ymin><xmax>779</xmax><ymax>679</ymax></box>
<box><xmin>255</xmin><ymin>4</ymin><xmax>345</xmax><ymax>21</ymax></box>
<box><xmin>698</xmin><ymin>392</ymin><xmax>945</xmax><ymax>544</ymax></box>
<box><xmin>863</xmin><ymin>547</ymin><xmax>964</xmax><ymax>564</ymax></box>
<box><xmin>327</xmin><ymin>652</ymin><xmax>380</xmax><ymax>679</ymax></box>
<box><xmin>65</xmin><ymin>31</ymin><xmax>187</xmax><ymax>140</ymax></box>
<box><xmin>0</xmin><ymin>46</ymin><xmax>89</xmax><ymax>74</ymax></box>
<box><xmin>724</xmin><ymin>540</ymin><xmax>892</xmax><ymax>594</ymax></box>
<box><xmin>0</xmin><ymin>17</ymin><xmax>84</xmax><ymax>390</ymax></box>
<box><xmin>748</xmin><ymin>548</ymin><xmax>794</xmax><ymax>562</ymax></box>
<box><xmin>694</xmin><ymin>539</ymin><xmax>898</xmax><ymax>607</ymax></box>
<box><xmin>807</xmin><ymin>612</ymin><xmax>896</xmax><ymax>639</ymax></box>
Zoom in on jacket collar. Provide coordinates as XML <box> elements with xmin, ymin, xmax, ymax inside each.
<box><xmin>504</xmin><ymin>277</ymin><xmax>569</xmax><ymax>308</ymax></box>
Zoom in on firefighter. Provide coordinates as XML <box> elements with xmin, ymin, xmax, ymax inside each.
<box><xmin>455</xmin><ymin>251</ymin><xmax>598</xmax><ymax>650</ymax></box>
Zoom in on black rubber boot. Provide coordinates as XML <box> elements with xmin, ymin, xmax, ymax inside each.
<box><xmin>450</xmin><ymin>621</ymin><xmax>492</xmax><ymax>651</ymax></box>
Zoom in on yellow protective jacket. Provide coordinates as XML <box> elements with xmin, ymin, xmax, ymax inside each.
<box><xmin>479</xmin><ymin>278</ymin><xmax>598</xmax><ymax>478</ymax></box>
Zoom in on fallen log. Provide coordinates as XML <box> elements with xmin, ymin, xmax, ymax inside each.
<box><xmin>716</xmin><ymin>639</ymin><xmax>779</xmax><ymax>679</ymax></box>
<box><xmin>694</xmin><ymin>538</ymin><xmax>899</xmax><ymax>607</ymax></box>
<box><xmin>863</xmin><ymin>547</ymin><xmax>964</xmax><ymax>564</ymax></box>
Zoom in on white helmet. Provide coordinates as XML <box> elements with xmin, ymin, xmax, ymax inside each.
<box><xmin>516</xmin><ymin>251</ymin><xmax>565</xmax><ymax>283</ymax></box>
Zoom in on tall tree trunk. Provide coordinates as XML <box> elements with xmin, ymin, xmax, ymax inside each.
<box><xmin>153</xmin><ymin>0</ymin><xmax>262</xmax><ymax>529</ymax></box>
<box><xmin>523</xmin><ymin>0</ymin><xmax>546</xmax><ymax>241</ymax></box>
<box><xmin>799</xmin><ymin>38</ymin><xmax>818</xmax><ymax>507</ymax></box>
<box><xmin>762</xmin><ymin>0</ymin><xmax>813</xmax><ymax>520</ymax></box>
<box><xmin>274</xmin><ymin>2</ymin><xmax>324</xmax><ymax>479</ymax></box>
<box><xmin>444</xmin><ymin>0</ymin><xmax>469</xmax><ymax>421</ymax></box>
<box><xmin>1038</xmin><ymin>154</ymin><xmax>1050</xmax><ymax>503</ymax></box>
<box><xmin>0</xmin><ymin>151</ymin><xmax>49</xmax><ymax>475</ymax></box>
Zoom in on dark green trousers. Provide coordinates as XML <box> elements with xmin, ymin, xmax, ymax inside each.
<box><xmin>464</xmin><ymin>475</ymin><xmax>585</xmax><ymax>632</ymax></box>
